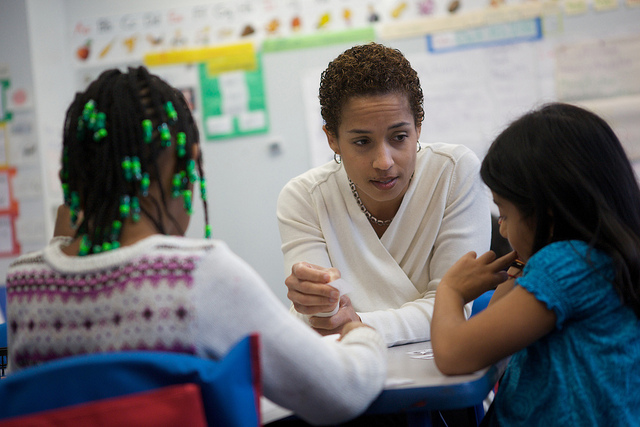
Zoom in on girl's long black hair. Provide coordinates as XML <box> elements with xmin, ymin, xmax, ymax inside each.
<box><xmin>481</xmin><ymin>102</ymin><xmax>640</xmax><ymax>317</ymax></box>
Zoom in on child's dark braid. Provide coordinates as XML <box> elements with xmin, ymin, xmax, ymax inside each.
<box><xmin>60</xmin><ymin>66</ymin><xmax>210</xmax><ymax>256</ymax></box>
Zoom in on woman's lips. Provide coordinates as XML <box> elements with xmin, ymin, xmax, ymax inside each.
<box><xmin>371</xmin><ymin>177</ymin><xmax>398</xmax><ymax>190</ymax></box>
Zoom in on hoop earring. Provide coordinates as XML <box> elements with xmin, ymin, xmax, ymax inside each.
<box><xmin>417</xmin><ymin>141</ymin><xmax>422</xmax><ymax>152</ymax></box>
<box><xmin>334</xmin><ymin>153</ymin><xmax>342</xmax><ymax>164</ymax></box>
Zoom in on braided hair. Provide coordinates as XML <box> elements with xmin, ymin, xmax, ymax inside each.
<box><xmin>60</xmin><ymin>66</ymin><xmax>210</xmax><ymax>255</ymax></box>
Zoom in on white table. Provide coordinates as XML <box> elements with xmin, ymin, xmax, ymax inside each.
<box><xmin>262</xmin><ymin>340</ymin><xmax>507</xmax><ymax>425</ymax></box>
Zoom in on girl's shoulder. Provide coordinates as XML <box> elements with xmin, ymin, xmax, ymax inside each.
<box><xmin>525</xmin><ymin>240</ymin><xmax>614</xmax><ymax>283</ymax></box>
<box><xmin>532</xmin><ymin>240</ymin><xmax>610</xmax><ymax>265</ymax></box>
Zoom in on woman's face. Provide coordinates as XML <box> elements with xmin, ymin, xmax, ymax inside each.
<box><xmin>325</xmin><ymin>93</ymin><xmax>420</xmax><ymax>219</ymax></box>
<box><xmin>492</xmin><ymin>192</ymin><xmax>536</xmax><ymax>261</ymax></box>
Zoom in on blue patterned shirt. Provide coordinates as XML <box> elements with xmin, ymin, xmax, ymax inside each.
<box><xmin>489</xmin><ymin>240</ymin><xmax>640</xmax><ymax>426</ymax></box>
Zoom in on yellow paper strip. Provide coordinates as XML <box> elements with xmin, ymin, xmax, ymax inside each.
<box><xmin>593</xmin><ymin>0</ymin><xmax>619</xmax><ymax>10</ymax></box>
<box><xmin>144</xmin><ymin>42</ymin><xmax>257</xmax><ymax>74</ymax></box>
<box><xmin>563</xmin><ymin>0</ymin><xmax>588</xmax><ymax>15</ymax></box>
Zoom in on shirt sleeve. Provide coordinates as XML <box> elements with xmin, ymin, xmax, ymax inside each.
<box><xmin>191</xmin><ymin>243</ymin><xmax>387</xmax><ymax>425</ymax></box>
<box><xmin>277</xmin><ymin>176</ymin><xmax>333</xmax><ymax>274</ymax></box>
<box><xmin>516</xmin><ymin>241</ymin><xmax>614</xmax><ymax>329</ymax></box>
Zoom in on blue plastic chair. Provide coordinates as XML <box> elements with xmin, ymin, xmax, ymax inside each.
<box><xmin>471</xmin><ymin>290</ymin><xmax>495</xmax><ymax>318</ymax></box>
<box><xmin>0</xmin><ymin>334</ymin><xmax>261</xmax><ymax>426</ymax></box>
<box><xmin>469</xmin><ymin>290</ymin><xmax>496</xmax><ymax>425</ymax></box>
<box><xmin>0</xmin><ymin>323</ymin><xmax>6</xmax><ymax>377</ymax></box>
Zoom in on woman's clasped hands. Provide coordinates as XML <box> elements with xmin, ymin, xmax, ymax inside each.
<box><xmin>286</xmin><ymin>262</ymin><xmax>361</xmax><ymax>335</ymax></box>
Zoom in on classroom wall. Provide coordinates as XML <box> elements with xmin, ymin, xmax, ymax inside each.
<box><xmin>1</xmin><ymin>0</ymin><xmax>639</xmax><ymax>309</ymax></box>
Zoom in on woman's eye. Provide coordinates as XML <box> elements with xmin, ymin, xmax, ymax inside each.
<box><xmin>393</xmin><ymin>134</ymin><xmax>408</xmax><ymax>142</ymax></box>
<box><xmin>353</xmin><ymin>139</ymin><xmax>369</xmax><ymax>146</ymax></box>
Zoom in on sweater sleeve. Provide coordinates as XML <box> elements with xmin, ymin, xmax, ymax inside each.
<box><xmin>191</xmin><ymin>243</ymin><xmax>387</xmax><ymax>425</ymax></box>
<box><xmin>277</xmin><ymin>176</ymin><xmax>334</xmax><ymax>274</ymax></box>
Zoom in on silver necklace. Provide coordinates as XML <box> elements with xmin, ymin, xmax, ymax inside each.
<box><xmin>349</xmin><ymin>179</ymin><xmax>393</xmax><ymax>227</ymax></box>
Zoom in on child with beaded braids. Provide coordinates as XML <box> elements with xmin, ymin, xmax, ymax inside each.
<box><xmin>5</xmin><ymin>66</ymin><xmax>387</xmax><ymax>425</ymax></box>
<box><xmin>61</xmin><ymin>66</ymin><xmax>208</xmax><ymax>252</ymax></box>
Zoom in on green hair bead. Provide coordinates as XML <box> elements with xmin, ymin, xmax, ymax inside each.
<box><xmin>110</xmin><ymin>220</ymin><xmax>122</xmax><ymax>241</ymax></box>
<box><xmin>132</xmin><ymin>156</ymin><xmax>142</xmax><ymax>181</ymax></box>
<box><xmin>88</xmin><ymin>111</ymin><xmax>98</xmax><ymax>131</ymax></box>
<box><xmin>183</xmin><ymin>189</ymin><xmax>193</xmax><ymax>215</ymax></box>
<box><xmin>120</xmin><ymin>195</ymin><xmax>131</xmax><ymax>218</ymax></box>
<box><xmin>131</xmin><ymin>196</ymin><xmax>140</xmax><ymax>222</ymax></box>
<box><xmin>70</xmin><ymin>191</ymin><xmax>80</xmax><ymax>211</ymax></box>
<box><xmin>141</xmin><ymin>173</ymin><xmax>150</xmax><ymax>197</ymax></box>
<box><xmin>82</xmin><ymin>100</ymin><xmax>95</xmax><ymax>122</ymax></box>
<box><xmin>172</xmin><ymin>173</ymin><xmax>182</xmax><ymax>198</ymax></box>
<box><xmin>102</xmin><ymin>242</ymin><xmax>112</xmax><ymax>252</ymax></box>
<box><xmin>176</xmin><ymin>132</ymin><xmax>186</xmax><ymax>158</ymax></box>
<box><xmin>62</xmin><ymin>183</ymin><xmax>71</xmax><ymax>205</ymax></box>
<box><xmin>165</xmin><ymin>101</ymin><xmax>178</xmax><ymax>123</ymax></box>
<box><xmin>92</xmin><ymin>244</ymin><xmax>102</xmax><ymax>254</ymax></box>
<box><xmin>112</xmin><ymin>241</ymin><xmax>121</xmax><ymax>250</ymax></box>
<box><xmin>93</xmin><ymin>128</ymin><xmax>107</xmax><ymax>142</ymax></box>
<box><xmin>159</xmin><ymin>123</ymin><xmax>171</xmax><ymax>147</ymax></box>
<box><xmin>79</xmin><ymin>235</ymin><xmax>91</xmax><ymax>256</ymax></box>
<box><xmin>205</xmin><ymin>224</ymin><xmax>212</xmax><ymax>239</ymax></box>
<box><xmin>122</xmin><ymin>156</ymin><xmax>133</xmax><ymax>181</ymax></box>
<box><xmin>186</xmin><ymin>159</ymin><xmax>197</xmax><ymax>183</ymax></box>
<box><xmin>142</xmin><ymin>119</ymin><xmax>153</xmax><ymax>143</ymax></box>
<box><xmin>96</xmin><ymin>112</ymin><xmax>106</xmax><ymax>129</ymax></box>
<box><xmin>200</xmin><ymin>177</ymin><xmax>207</xmax><ymax>202</ymax></box>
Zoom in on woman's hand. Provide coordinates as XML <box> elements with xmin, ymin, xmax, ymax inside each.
<box><xmin>440</xmin><ymin>250</ymin><xmax>517</xmax><ymax>304</ymax></box>
<box><xmin>310</xmin><ymin>295</ymin><xmax>362</xmax><ymax>336</ymax></box>
<box><xmin>285</xmin><ymin>262</ymin><xmax>342</xmax><ymax>315</ymax></box>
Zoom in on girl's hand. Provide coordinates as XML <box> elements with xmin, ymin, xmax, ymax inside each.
<box><xmin>440</xmin><ymin>251</ymin><xmax>517</xmax><ymax>304</ymax></box>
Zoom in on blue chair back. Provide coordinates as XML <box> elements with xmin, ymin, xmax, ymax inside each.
<box><xmin>471</xmin><ymin>290</ymin><xmax>494</xmax><ymax>317</ymax></box>
<box><xmin>0</xmin><ymin>323</ymin><xmax>6</xmax><ymax>377</ymax></box>
<box><xmin>0</xmin><ymin>334</ymin><xmax>261</xmax><ymax>427</ymax></box>
<box><xmin>469</xmin><ymin>290</ymin><xmax>495</xmax><ymax>425</ymax></box>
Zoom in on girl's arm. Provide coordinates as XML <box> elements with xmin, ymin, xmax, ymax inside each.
<box><xmin>431</xmin><ymin>251</ymin><xmax>556</xmax><ymax>375</ymax></box>
<box><xmin>488</xmin><ymin>264</ymin><xmax>523</xmax><ymax>304</ymax></box>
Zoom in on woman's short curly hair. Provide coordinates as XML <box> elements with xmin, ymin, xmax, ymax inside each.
<box><xmin>319</xmin><ymin>42</ymin><xmax>424</xmax><ymax>136</ymax></box>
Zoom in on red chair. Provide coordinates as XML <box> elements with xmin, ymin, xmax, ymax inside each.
<box><xmin>0</xmin><ymin>383</ymin><xmax>207</xmax><ymax>427</ymax></box>
<box><xmin>0</xmin><ymin>334</ymin><xmax>261</xmax><ymax>427</ymax></box>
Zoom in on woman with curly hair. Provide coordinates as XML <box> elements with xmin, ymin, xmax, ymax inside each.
<box><xmin>277</xmin><ymin>43</ymin><xmax>491</xmax><ymax>347</ymax></box>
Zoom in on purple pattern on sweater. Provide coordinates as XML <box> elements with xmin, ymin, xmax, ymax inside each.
<box><xmin>7</xmin><ymin>253</ymin><xmax>203</xmax><ymax>370</ymax></box>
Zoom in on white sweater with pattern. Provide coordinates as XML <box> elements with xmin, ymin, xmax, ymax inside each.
<box><xmin>6</xmin><ymin>235</ymin><xmax>387</xmax><ymax>424</ymax></box>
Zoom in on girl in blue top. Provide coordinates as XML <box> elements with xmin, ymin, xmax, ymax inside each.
<box><xmin>431</xmin><ymin>103</ymin><xmax>640</xmax><ymax>426</ymax></box>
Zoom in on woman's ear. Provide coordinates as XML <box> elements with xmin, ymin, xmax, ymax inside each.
<box><xmin>323</xmin><ymin>125</ymin><xmax>339</xmax><ymax>155</ymax></box>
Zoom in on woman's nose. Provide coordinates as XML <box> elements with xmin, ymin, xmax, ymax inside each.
<box><xmin>372</xmin><ymin>144</ymin><xmax>393</xmax><ymax>170</ymax></box>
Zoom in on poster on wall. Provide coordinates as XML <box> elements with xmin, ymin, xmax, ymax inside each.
<box><xmin>198</xmin><ymin>57</ymin><xmax>268</xmax><ymax>141</ymax></box>
<box><xmin>0</xmin><ymin>167</ymin><xmax>20</xmax><ymax>257</ymax></box>
<box><xmin>0</xmin><ymin>79</ymin><xmax>10</xmax><ymax>123</ymax></box>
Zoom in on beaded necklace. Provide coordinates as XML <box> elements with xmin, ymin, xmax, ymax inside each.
<box><xmin>348</xmin><ymin>179</ymin><xmax>393</xmax><ymax>227</ymax></box>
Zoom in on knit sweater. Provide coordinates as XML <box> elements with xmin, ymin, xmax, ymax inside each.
<box><xmin>6</xmin><ymin>235</ymin><xmax>387</xmax><ymax>425</ymax></box>
<box><xmin>277</xmin><ymin>142</ymin><xmax>491</xmax><ymax>346</ymax></box>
